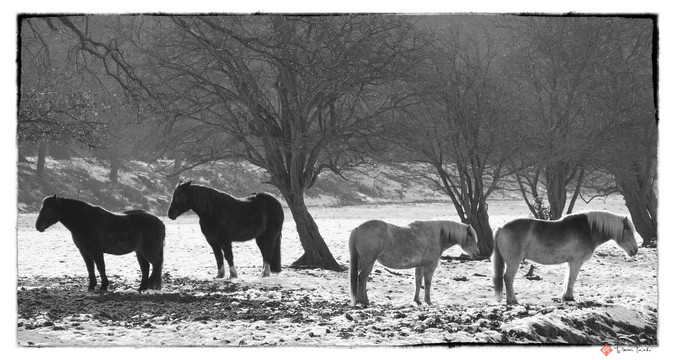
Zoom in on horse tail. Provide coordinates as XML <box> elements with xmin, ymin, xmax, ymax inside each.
<box><xmin>156</xmin><ymin>222</ymin><xmax>165</xmax><ymax>289</ymax></box>
<box><xmin>270</xmin><ymin>231</ymin><xmax>282</xmax><ymax>273</ymax></box>
<box><xmin>146</xmin><ymin>214</ymin><xmax>165</xmax><ymax>290</ymax></box>
<box><xmin>266</xmin><ymin>194</ymin><xmax>284</xmax><ymax>273</ymax></box>
<box><xmin>349</xmin><ymin>227</ymin><xmax>359</xmax><ymax>306</ymax></box>
<box><xmin>492</xmin><ymin>227</ymin><xmax>505</xmax><ymax>302</ymax></box>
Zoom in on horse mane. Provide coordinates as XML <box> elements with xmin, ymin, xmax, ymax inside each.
<box><xmin>580</xmin><ymin>211</ymin><xmax>631</xmax><ymax>240</ymax></box>
<box><xmin>57</xmin><ymin>197</ymin><xmax>105</xmax><ymax>213</ymax></box>
<box><xmin>51</xmin><ymin>197</ymin><xmax>117</xmax><ymax>224</ymax></box>
<box><xmin>190</xmin><ymin>185</ymin><xmax>233</xmax><ymax>215</ymax></box>
<box><xmin>438</xmin><ymin>221</ymin><xmax>470</xmax><ymax>244</ymax></box>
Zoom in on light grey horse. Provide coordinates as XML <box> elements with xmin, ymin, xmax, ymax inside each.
<box><xmin>492</xmin><ymin>211</ymin><xmax>638</xmax><ymax>305</ymax></box>
<box><xmin>349</xmin><ymin>220</ymin><xmax>480</xmax><ymax>306</ymax></box>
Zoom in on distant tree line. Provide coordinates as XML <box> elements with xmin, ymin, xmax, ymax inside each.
<box><xmin>18</xmin><ymin>14</ymin><xmax>657</xmax><ymax>269</ymax></box>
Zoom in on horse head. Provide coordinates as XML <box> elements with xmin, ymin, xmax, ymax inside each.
<box><xmin>463</xmin><ymin>225</ymin><xmax>480</xmax><ymax>259</ymax></box>
<box><xmin>618</xmin><ymin>216</ymin><xmax>638</xmax><ymax>257</ymax></box>
<box><xmin>36</xmin><ymin>195</ymin><xmax>59</xmax><ymax>232</ymax></box>
<box><xmin>168</xmin><ymin>180</ymin><xmax>193</xmax><ymax>220</ymax></box>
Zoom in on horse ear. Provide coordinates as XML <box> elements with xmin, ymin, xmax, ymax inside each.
<box><xmin>185</xmin><ymin>180</ymin><xmax>192</xmax><ymax>186</ymax></box>
<box><xmin>51</xmin><ymin>194</ymin><xmax>57</xmax><ymax>199</ymax></box>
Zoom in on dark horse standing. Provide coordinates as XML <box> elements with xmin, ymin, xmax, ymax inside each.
<box><xmin>167</xmin><ymin>180</ymin><xmax>284</xmax><ymax>278</ymax></box>
<box><xmin>35</xmin><ymin>195</ymin><xmax>165</xmax><ymax>292</ymax></box>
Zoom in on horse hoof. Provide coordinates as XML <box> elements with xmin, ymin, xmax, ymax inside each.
<box><xmin>356</xmin><ymin>300</ymin><xmax>369</xmax><ymax>307</ymax></box>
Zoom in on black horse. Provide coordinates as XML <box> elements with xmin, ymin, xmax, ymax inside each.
<box><xmin>167</xmin><ymin>180</ymin><xmax>284</xmax><ymax>279</ymax></box>
<box><xmin>35</xmin><ymin>195</ymin><xmax>165</xmax><ymax>292</ymax></box>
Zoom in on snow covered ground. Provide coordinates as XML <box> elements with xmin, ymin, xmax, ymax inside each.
<box><xmin>16</xmin><ymin>199</ymin><xmax>657</xmax><ymax>347</ymax></box>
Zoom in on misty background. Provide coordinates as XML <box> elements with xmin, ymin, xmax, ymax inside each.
<box><xmin>16</xmin><ymin>14</ymin><xmax>656</xmax><ymax>269</ymax></box>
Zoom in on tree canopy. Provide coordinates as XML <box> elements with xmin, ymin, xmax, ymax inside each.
<box><xmin>18</xmin><ymin>14</ymin><xmax>658</xmax><ymax>259</ymax></box>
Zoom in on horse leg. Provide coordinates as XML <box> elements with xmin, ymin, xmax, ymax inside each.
<box><xmin>255</xmin><ymin>236</ymin><xmax>272</xmax><ymax>277</ymax></box>
<box><xmin>261</xmin><ymin>261</ymin><xmax>271</xmax><ymax>277</ymax></box>
<box><xmin>79</xmin><ymin>249</ymin><xmax>97</xmax><ymax>292</ymax></box>
<box><xmin>136</xmin><ymin>253</ymin><xmax>150</xmax><ymax>291</ymax></box>
<box><xmin>92</xmin><ymin>253</ymin><xmax>109</xmax><ymax>292</ymax></box>
<box><xmin>503</xmin><ymin>259</ymin><xmax>520</xmax><ymax>305</ymax></box>
<box><xmin>223</xmin><ymin>240</ymin><xmax>237</xmax><ymax>279</ymax></box>
<box><xmin>357</xmin><ymin>260</ymin><xmax>375</xmax><ymax>306</ymax></box>
<box><xmin>413</xmin><ymin>266</ymin><xmax>423</xmax><ymax>305</ymax></box>
<box><xmin>423</xmin><ymin>262</ymin><xmax>438</xmax><ymax>305</ymax></box>
<box><xmin>562</xmin><ymin>261</ymin><xmax>583</xmax><ymax>302</ymax></box>
<box><xmin>148</xmin><ymin>247</ymin><xmax>164</xmax><ymax>290</ymax></box>
<box><xmin>205</xmin><ymin>236</ymin><xmax>226</xmax><ymax>278</ymax></box>
<box><xmin>139</xmin><ymin>240</ymin><xmax>164</xmax><ymax>291</ymax></box>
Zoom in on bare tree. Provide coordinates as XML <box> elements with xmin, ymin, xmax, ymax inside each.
<box><xmin>502</xmin><ymin>18</ymin><xmax>588</xmax><ymax>219</ymax></box>
<box><xmin>51</xmin><ymin>15</ymin><xmax>425</xmax><ymax>270</ymax></box>
<box><xmin>500</xmin><ymin>16</ymin><xmax>657</xmax><ymax>244</ymax></box>
<box><xmin>391</xmin><ymin>27</ymin><xmax>514</xmax><ymax>256</ymax></box>
<box><xmin>588</xmin><ymin>18</ymin><xmax>657</xmax><ymax>246</ymax></box>
<box><xmin>500</xmin><ymin>17</ymin><xmax>649</xmax><ymax>220</ymax></box>
<box><xmin>19</xmin><ymin>17</ymin><xmax>149</xmax><ymax>183</ymax></box>
<box><xmin>19</xmin><ymin>18</ymin><xmax>101</xmax><ymax>179</ymax></box>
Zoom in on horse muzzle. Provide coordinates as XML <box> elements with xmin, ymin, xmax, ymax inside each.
<box><xmin>35</xmin><ymin>224</ymin><xmax>45</xmax><ymax>232</ymax></box>
<box><xmin>167</xmin><ymin>209</ymin><xmax>181</xmax><ymax>220</ymax></box>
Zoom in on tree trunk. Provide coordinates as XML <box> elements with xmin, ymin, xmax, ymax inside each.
<box><xmin>282</xmin><ymin>190</ymin><xmax>343</xmax><ymax>271</ymax></box>
<box><xmin>647</xmin><ymin>186</ymin><xmax>658</xmax><ymax>228</ymax></box>
<box><xmin>545</xmin><ymin>162</ymin><xmax>569</xmax><ymax>220</ymax></box>
<box><xmin>566</xmin><ymin>167</ymin><xmax>585</xmax><ymax>215</ymax></box>
<box><xmin>515</xmin><ymin>172</ymin><xmax>538</xmax><ymax>218</ymax></box>
<box><xmin>36</xmin><ymin>141</ymin><xmax>47</xmax><ymax>180</ymax></box>
<box><xmin>168</xmin><ymin>159</ymin><xmax>182</xmax><ymax>182</ymax></box>
<box><xmin>615</xmin><ymin>171</ymin><xmax>657</xmax><ymax>247</ymax></box>
<box><xmin>623</xmin><ymin>192</ymin><xmax>657</xmax><ymax>246</ymax></box>
<box><xmin>468</xmin><ymin>202</ymin><xmax>494</xmax><ymax>258</ymax></box>
<box><xmin>436</xmin><ymin>165</ymin><xmax>494</xmax><ymax>257</ymax></box>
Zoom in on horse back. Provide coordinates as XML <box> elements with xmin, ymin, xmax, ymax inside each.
<box><xmin>238</xmin><ymin>192</ymin><xmax>283</xmax><ymax>230</ymax></box>
<box><xmin>498</xmin><ymin>216</ymin><xmax>594</xmax><ymax>264</ymax></box>
<box><xmin>121</xmin><ymin>209</ymin><xmax>165</xmax><ymax>233</ymax></box>
<box><xmin>100</xmin><ymin>210</ymin><xmax>164</xmax><ymax>254</ymax></box>
<box><xmin>353</xmin><ymin>220</ymin><xmax>433</xmax><ymax>269</ymax></box>
<box><xmin>351</xmin><ymin>220</ymin><xmax>394</xmax><ymax>256</ymax></box>
<box><xmin>246</xmin><ymin>193</ymin><xmax>284</xmax><ymax>218</ymax></box>
<box><xmin>66</xmin><ymin>208</ymin><xmax>163</xmax><ymax>256</ymax></box>
<box><xmin>202</xmin><ymin>192</ymin><xmax>283</xmax><ymax>241</ymax></box>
